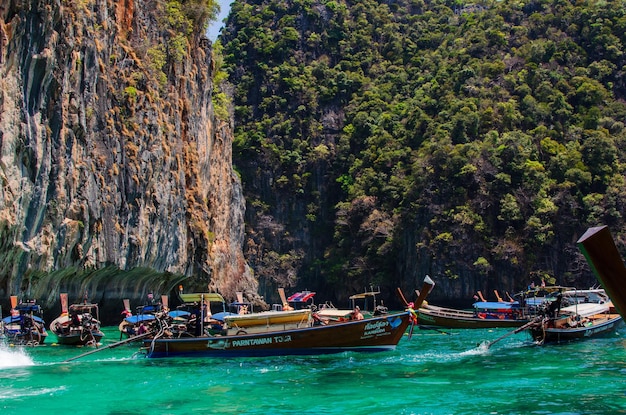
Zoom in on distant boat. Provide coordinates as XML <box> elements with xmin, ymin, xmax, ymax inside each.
<box><xmin>527</xmin><ymin>302</ymin><xmax>622</xmax><ymax>344</ymax></box>
<box><xmin>417</xmin><ymin>286</ymin><xmax>606</xmax><ymax>329</ymax></box>
<box><xmin>417</xmin><ymin>302</ymin><xmax>528</xmax><ymax>329</ymax></box>
<box><xmin>118</xmin><ymin>295</ymin><xmax>190</xmax><ymax>339</ymax></box>
<box><xmin>2</xmin><ymin>296</ymin><xmax>48</xmax><ymax>345</ymax></box>
<box><xmin>49</xmin><ymin>293</ymin><xmax>104</xmax><ymax>346</ymax></box>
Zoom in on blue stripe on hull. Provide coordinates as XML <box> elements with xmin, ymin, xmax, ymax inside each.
<box><xmin>147</xmin><ymin>345</ymin><xmax>397</xmax><ymax>358</ymax></box>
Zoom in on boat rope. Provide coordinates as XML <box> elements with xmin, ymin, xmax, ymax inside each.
<box><xmin>486</xmin><ymin>316</ymin><xmax>542</xmax><ymax>348</ymax></box>
<box><xmin>535</xmin><ymin>317</ymin><xmax>549</xmax><ymax>345</ymax></box>
<box><xmin>62</xmin><ymin>330</ymin><xmax>155</xmax><ymax>362</ymax></box>
<box><xmin>148</xmin><ymin>312</ymin><xmax>169</xmax><ymax>356</ymax></box>
<box><xmin>407</xmin><ymin>307</ymin><xmax>418</xmax><ymax>339</ymax></box>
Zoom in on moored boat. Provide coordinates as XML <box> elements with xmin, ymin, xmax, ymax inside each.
<box><xmin>417</xmin><ymin>302</ymin><xmax>528</xmax><ymax>329</ymax></box>
<box><xmin>2</xmin><ymin>296</ymin><xmax>48</xmax><ymax>345</ymax></box>
<box><xmin>49</xmin><ymin>293</ymin><xmax>104</xmax><ymax>346</ymax></box>
<box><xmin>118</xmin><ymin>295</ymin><xmax>187</xmax><ymax>339</ymax></box>
<box><xmin>417</xmin><ymin>285</ymin><xmax>606</xmax><ymax>329</ymax></box>
<box><xmin>527</xmin><ymin>302</ymin><xmax>622</xmax><ymax>344</ymax></box>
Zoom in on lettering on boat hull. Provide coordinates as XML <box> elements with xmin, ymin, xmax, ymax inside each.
<box><xmin>362</xmin><ymin>319</ymin><xmax>391</xmax><ymax>339</ymax></box>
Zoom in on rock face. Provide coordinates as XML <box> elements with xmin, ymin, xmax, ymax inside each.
<box><xmin>0</xmin><ymin>0</ymin><xmax>256</xmax><ymax>315</ymax></box>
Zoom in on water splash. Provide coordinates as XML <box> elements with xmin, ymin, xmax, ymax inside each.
<box><xmin>0</xmin><ymin>344</ymin><xmax>35</xmax><ymax>369</ymax></box>
<box><xmin>459</xmin><ymin>341</ymin><xmax>491</xmax><ymax>356</ymax></box>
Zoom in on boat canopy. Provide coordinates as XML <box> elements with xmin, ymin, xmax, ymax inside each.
<box><xmin>349</xmin><ymin>291</ymin><xmax>381</xmax><ymax>300</ymax></box>
<box><xmin>124</xmin><ymin>314</ymin><xmax>156</xmax><ymax>324</ymax></box>
<box><xmin>14</xmin><ymin>303</ymin><xmax>43</xmax><ymax>313</ymax></box>
<box><xmin>560</xmin><ymin>303</ymin><xmax>610</xmax><ymax>318</ymax></box>
<box><xmin>2</xmin><ymin>315</ymin><xmax>45</xmax><ymax>324</ymax></box>
<box><xmin>473</xmin><ymin>301</ymin><xmax>520</xmax><ymax>310</ymax></box>
<box><xmin>211</xmin><ymin>311</ymin><xmax>238</xmax><ymax>322</ymax></box>
<box><xmin>69</xmin><ymin>303</ymin><xmax>98</xmax><ymax>312</ymax></box>
<box><xmin>168</xmin><ymin>310</ymin><xmax>191</xmax><ymax>319</ymax></box>
<box><xmin>179</xmin><ymin>293</ymin><xmax>225</xmax><ymax>303</ymax></box>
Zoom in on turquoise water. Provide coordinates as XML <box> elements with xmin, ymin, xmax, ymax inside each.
<box><xmin>1</xmin><ymin>326</ymin><xmax>626</xmax><ymax>415</ymax></box>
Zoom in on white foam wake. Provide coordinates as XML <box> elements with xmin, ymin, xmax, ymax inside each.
<box><xmin>0</xmin><ymin>344</ymin><xmax>35</xmax><ymax>369</ymax></box>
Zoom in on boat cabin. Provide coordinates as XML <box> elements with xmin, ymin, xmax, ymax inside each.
<box><xmin>349</xmin><ymin>288</ymin><xmax>388</xmax><ymax>315</ymax></box>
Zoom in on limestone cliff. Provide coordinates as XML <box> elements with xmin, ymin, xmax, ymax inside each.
<box><xmin>0</xmin><ymin>0</ymin><xmax>257</xmax><ymax>314</ymax></box>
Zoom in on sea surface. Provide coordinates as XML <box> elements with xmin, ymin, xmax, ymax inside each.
<box><xmin>1</xmin><ymin>325</ymin><xmax>625</xmax><ymax>415</ymax></box>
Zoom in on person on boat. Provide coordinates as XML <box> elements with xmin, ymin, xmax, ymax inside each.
<box><xmin>126</xmin><ymin>324</ymin><xmax>137</xmax><ymax>336</ymax></box>
<box><xmin>547</xmin><ymin>293</ymin><xmax>563</xmax><ymax>318</ymax></box>
<box><xmin>351</xmin><ymin>306</ymin><xmax>364</xmax><ymax>320</ymax></box>
<box><xmin>282</xmin><ymin>302</ymin><xmax>294</xmax><ymax>311</ymax></box>
<box><xmin>373</xmin><ymin>303</ymin><xmax>388</xmax><ymax>316</ymax></box>
<box><xmin>70</xmin><ymin>311</ymin><xmax>81</xmax><ymax>327</ymax></box>
<box><xmin>312</xmin><ymin>313</ymin><xmax>328</xmax><ymax>326</ymax></box>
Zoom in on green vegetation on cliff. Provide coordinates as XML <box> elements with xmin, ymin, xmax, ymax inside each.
<box><xmin>221</xmin><ymin>0</ymin><xmax>626</xmax><ymax>301</ymax></box>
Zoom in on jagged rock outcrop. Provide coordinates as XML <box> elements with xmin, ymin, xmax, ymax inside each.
<box><xmin>0</xmin><ymin>0</ymin><xmax>257</xmax><ymax>316</ymax></box>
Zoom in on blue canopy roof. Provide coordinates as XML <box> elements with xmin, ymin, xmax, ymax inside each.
<box><xmin>124</xmin><ymin>314</ymin><xmax>156</xmax><ymax>324</ymax></box>
<box><xmin>211</xmin><ymin>311</ymin><xmax>237</xmax><ymax>322</ymax></box>
<box><xmin>473</xmin><ymin>301</ymin><xmax>520</xmax><ymax>310</ymax></box>
<box><xmin>168</xmin><ymin>310</ymin><xmax>191</xmax><ymax>318</ymax></box>
<box><xmin>2</xmin><ymin>315</ymin><xmax>45</xmax><ymax>324</ymax></box>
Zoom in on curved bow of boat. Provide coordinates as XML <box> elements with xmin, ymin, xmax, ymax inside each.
<box><xmin>577</xmin><ymin>225</ymin><xmax>626</xmax><ymax>318</ymax></box>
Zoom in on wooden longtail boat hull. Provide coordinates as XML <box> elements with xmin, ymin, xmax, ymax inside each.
<box><xmin>529</xmin><ymin>314</ymin><xmax>622</xmax><ymax>344</ymax></box>
<box><xmin>577</xmin><ymin>226</ymin><xmax>626</xmax><ymax>318</ymax></box>
<box><xmin>49</xmin><ymin>299</ymin><xmax>104</xmax><ymax>346</ymax></box>
<box><xmin>224</xmin><ymin>309</ymin><xmax>311</xmax><ymax>327</ymax></box>
<box><xmin>143</xmin><ymin>312</ymin><xmax>411</xmax><ymax>358</ymax></box>
<box><xmin>54</xmin><ymin>330</ymin><xmax>105</xmax><ymax>346</ymax></box>
<box><xmin>418</xmin><ymin>305</ymin><xmax>528</xmax><ymax>329</ymax></box>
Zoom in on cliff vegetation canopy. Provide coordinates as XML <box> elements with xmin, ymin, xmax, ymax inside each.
<box><xmin>220</xmin><ymin>0</ymin><xmax>626</xmax><ymax>302</ymax></box>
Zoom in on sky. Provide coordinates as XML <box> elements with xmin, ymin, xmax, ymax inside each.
<box><xmin>207</xmin><ymin>1</ymin><xmax>231</xmax><ymax>41</ymax></box>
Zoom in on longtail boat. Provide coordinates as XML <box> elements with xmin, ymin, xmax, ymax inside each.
<box><xmin>49</xmin><ymin>293</ymin><xmax>104</xmax><ymax>346</ymax></box>
<box><xmin>512</xmin><ymin>225</ymin><xmax>626</xmax><ymax>344</ymax></box>
<box><xmin>527</xmin><ymin>302</ymin><xmax>622</xmax><ymax>344</ymax></box>
<box><xmin>417</xmin><ymin>302</ymin><xmax>528</xmax><ymax>329</ymax></box>
<box><xmin>142</xmin><ymin>311</ymin><xmax>412</xmax><ymax>358</ymax></box>
<box><xmin>2</xmin><ymin>296</ymin><xmax>48</xmax><ymax>345</ymax></box>
<box><xmin>416</xmin><ymin>285</ymin><xmax>605</xmax><ymax>329</ymax></box>
<box><xmin>139</xmin><ymin>277</ymin><xmax>434</xmax><ymax>358</ymax></box>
